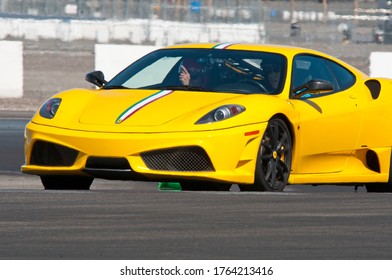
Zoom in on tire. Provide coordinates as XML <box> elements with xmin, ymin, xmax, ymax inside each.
<box><xmin>40</xmin><ymin>175</ymin><xmax>94</xmax><ymax>190</ymax></box>
<box><xmin>365</xmin><ymin>183</ymin><xmax>391</xmax><ymax>192</ymax></box>
<box><xmin>239</xmin><ymin>118</ymin><xmax>292</xmax><ymax>192</ymax></box>
<box><xmin>180</xmin><ymin>181</ymin><xmax>231</xmax><ymax>191</ymax></box>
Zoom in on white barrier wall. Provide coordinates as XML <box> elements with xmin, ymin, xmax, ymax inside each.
<box><xmin>95</xmin><ymin>44</ymin><xmax>160</xmax><ymax>81</ymax></box>
<box><xmin>369</xmin><ymin>52</ymin><xmax>392</xmax><ymax>78</ymax></box>
<box><xmin>0</xmin><ymin>18</ymin><xmax>264</xmax><ymax>45</ymax></box>
<box><xmin>0</xmin><ymin>41</ymin><xmax>23</xmax><ymax>98</ymax></box>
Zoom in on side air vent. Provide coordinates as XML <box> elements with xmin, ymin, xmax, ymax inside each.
<box><xmin>365</xmin><ymin>80</ymin><xmax>381</xmax><ymax>100</ymax></box>
<box><xmin>30</xmin><ymin>140</ymin><xmax>78</xmax><ymax>166</ymax></box>
<box><xmin>366</xmin><ymin>150</ymin><xmax>380</xmax><ymax>173</ymax></box>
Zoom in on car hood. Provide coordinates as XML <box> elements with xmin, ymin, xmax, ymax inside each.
<box><xmin>79</xmin><ymin>89</ymin><xmax>238</xmax><ymax>126</ymax></box>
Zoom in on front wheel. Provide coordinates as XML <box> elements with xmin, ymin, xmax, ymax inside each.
<box><xmin>40</xmin><ymin>175</ymin><xmax>94</xmax><ymax>190</ymax></box>
<box><xmin>239</xmin><ymin>118</ymin><xmax>292</xmax><ymax>192</ymax></box>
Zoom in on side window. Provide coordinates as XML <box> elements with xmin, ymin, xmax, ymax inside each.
<box><xmin>291</xmin><ymin>54</ymin><xmax>339</xmax><ymax>98</ymax></box>
<box><xmin>292</xmin><ymin>58</ymin><xmax>312</xmax><ymax>89</ymax></box>
<box><xmin>325</xmin><ymin>59</ymin><xmax>355</xmax><ymax>90</ymax></box>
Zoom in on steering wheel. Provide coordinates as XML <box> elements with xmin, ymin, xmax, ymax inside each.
<box><xmin>240</xmin><ymin>79</ymin><xmax>271</xmax><ymax>94</ymax></box>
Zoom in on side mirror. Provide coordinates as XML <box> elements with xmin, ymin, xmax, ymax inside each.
<box><xmin>85</xmin><ymin>71</ymin><xmax>107</xmax><ymax>87</ymax></box>
<box><xmin>293</xmin><ymin>79</ymin><xmax>333</xmax><ymax>98</ymax></box>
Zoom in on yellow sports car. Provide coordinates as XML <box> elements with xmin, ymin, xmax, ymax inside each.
<box><xmin>22</xmin><ymin>43</ymin><xmax>392</xmax><ymax>192</ymax></box>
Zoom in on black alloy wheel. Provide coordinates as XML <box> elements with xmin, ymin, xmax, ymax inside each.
<box><xmin>239</xmin><ymin>118</ymin><xmax>292</xmax><ymax>192</ymax></box>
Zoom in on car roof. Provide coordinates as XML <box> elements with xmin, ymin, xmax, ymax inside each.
<box><xmin>165</xmin><ymin>42</ymin><xmax>319</xmax><ymax>56</ymax></box>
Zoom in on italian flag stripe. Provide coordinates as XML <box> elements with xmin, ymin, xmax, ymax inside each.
<box><xmin>115</xmin><ymin>90</ymin><xmax>174</xmax><ymax>124</ymax></box>
<box><xmin>213</xmin><ymin>43</ymin><xmax>235</xmax><ymax>49</ymax></box>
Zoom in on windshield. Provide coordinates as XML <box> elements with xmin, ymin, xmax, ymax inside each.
<box><xmin>105</xmin><ymin>48</ymin><xmax>287</xmax><ymax>95</ymax></box>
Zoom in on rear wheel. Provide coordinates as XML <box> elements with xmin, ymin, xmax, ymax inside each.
<box><xmin>180</xmin><ymin>181</ymin><xmax>231</xmax><ymax>191</ymax></box>
<box><xmin>40</xmin><ymin>175</ymin><xmax>94</xmax><ymax>190</ymax></box>
<box><xmin>365</xmin><ymin>183</ymin><xmax>392</xmax><ymax>192</ymax></box>
<box><xmin>239</xmin><ymin>118</ymin><xmax>292</xmax><ymax>192</ymax></box>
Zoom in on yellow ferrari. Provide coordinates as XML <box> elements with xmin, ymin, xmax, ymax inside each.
<box><xmin>22</xmin><ymin>43</ymin><xmax>392</xmax><ymax>192</ymax></box>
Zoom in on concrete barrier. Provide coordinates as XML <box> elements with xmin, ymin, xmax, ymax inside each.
<box><xmin>369</xmin><ymin>52</ymin><xmax>392</xmax><ymax>78</ymax></box>
<box><xmin>0</xmin><ymin>41</ymin><xmax>23</xmax><ymax>98</ymax></box>
<box><xmin>95</xmin><ymin>44</ymin><xmax>160</xmax><ymax>81</ymax></box>
<box><xmin>0</xmin><ymin>17</ymin><xmax>265</xmax><ymax>45</ymax></box>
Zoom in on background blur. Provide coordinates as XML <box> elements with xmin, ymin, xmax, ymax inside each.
<box><xmin>1</xmin><ymin>0</ymin><xmax>392</xmax><ymax>110</ymax></box>
<box><xmin>3</xmin><ymin>0</ymin><xmax>392</xmax><ymax>44</ymax></box>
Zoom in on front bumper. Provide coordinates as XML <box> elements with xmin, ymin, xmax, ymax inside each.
<box><xmin>22</xmin><ymin>121</ymin><xmax>267</xmax><ymax>184</ymax></box>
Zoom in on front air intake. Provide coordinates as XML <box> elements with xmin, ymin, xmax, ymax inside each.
<box><xmin>30</xmin><ymin>140</ymin><xmax>78</xmax><ymax>167</ymax></box>
<box><xmin>141</xmin><ymin>146</ymin><xmax>214</xmax><ymax>172</ymax></box>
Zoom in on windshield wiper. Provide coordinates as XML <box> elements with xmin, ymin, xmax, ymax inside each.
<box><xmin>104</xmin><ymin>85</ymin><xmax>214</xmax><ymax>92</ymax></box>
<box><xmin>150</xmin><ymin>85</ymin><xmax>210</xmax><ymax>91</ymax></box>
<box><xmin>103</xmin><ymin>85</ymin><xmax>130</xmax><ymax>90</ymax></box>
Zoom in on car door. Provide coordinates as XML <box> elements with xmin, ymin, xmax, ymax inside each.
<box><xmin>289</xmin><ymin>54</ymin><xmax>363</xmax><ymax>174</ymax></box>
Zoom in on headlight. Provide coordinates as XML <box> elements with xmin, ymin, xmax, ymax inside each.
<box><xmin>39</xmin><ymin>98</ymin><xmax>62</xmax><ymax>119</ymax></box>
<box><xmin>196</xmin><ymin>104</ymin><xmax>245</xmax><ymax>124</ymax></box>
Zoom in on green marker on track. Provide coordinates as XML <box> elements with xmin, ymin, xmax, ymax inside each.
<box><xmin>158</xmin><ymin>182</ymin><xmax>182</xmax><ymax>192</ymax></box>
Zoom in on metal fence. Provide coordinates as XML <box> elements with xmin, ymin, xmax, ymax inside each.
<box><xmin>0</xmin><ymin>0</ymin><xmax>266</xmax><ymax>23</ymax></box>
<box><xmin>1</xmin><ymin>0</ymin><xmax>392</xmax><ymax>46</ymax></box>
<box><xmin>0</xmin><ymin>1</ymin><xmax>385</xmax><ymax>21</ymax></box>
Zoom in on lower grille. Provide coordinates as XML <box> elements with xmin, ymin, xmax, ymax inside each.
<box><xmin>86</xmin><ymin>157</ymin><xmax>131</xmax><ymax>170</ymax></box>
<box><xmin>141</xmin><ymin>146</ymin><xmax>214</xmax><ymax>172</ymax></box>
<box><xmin>30</xmin><ymin>140</ymin><xmax>78</xmax><ymax>167</ymax></box>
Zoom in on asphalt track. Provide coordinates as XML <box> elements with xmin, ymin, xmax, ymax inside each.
<box><xmin>1</xmin><ymin>117</ymin><xmax>392</xmax><ymax>260</ymax></box>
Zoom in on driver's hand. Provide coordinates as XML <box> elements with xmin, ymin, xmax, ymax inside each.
<box><xmin>179</xmin><ymin>65</ymin><xmax>191</xmax><ymax>86</ymax></box>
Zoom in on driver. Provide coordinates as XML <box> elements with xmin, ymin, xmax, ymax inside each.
<box><xmin>261</xmin><ymin>57</ymin><xmax>282</xmax><ymax>92</ymax></box>
<box><xmin>179</xmin><ymin>58</ymin><xmax>207</xmax><ymax>87</ymax></box>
